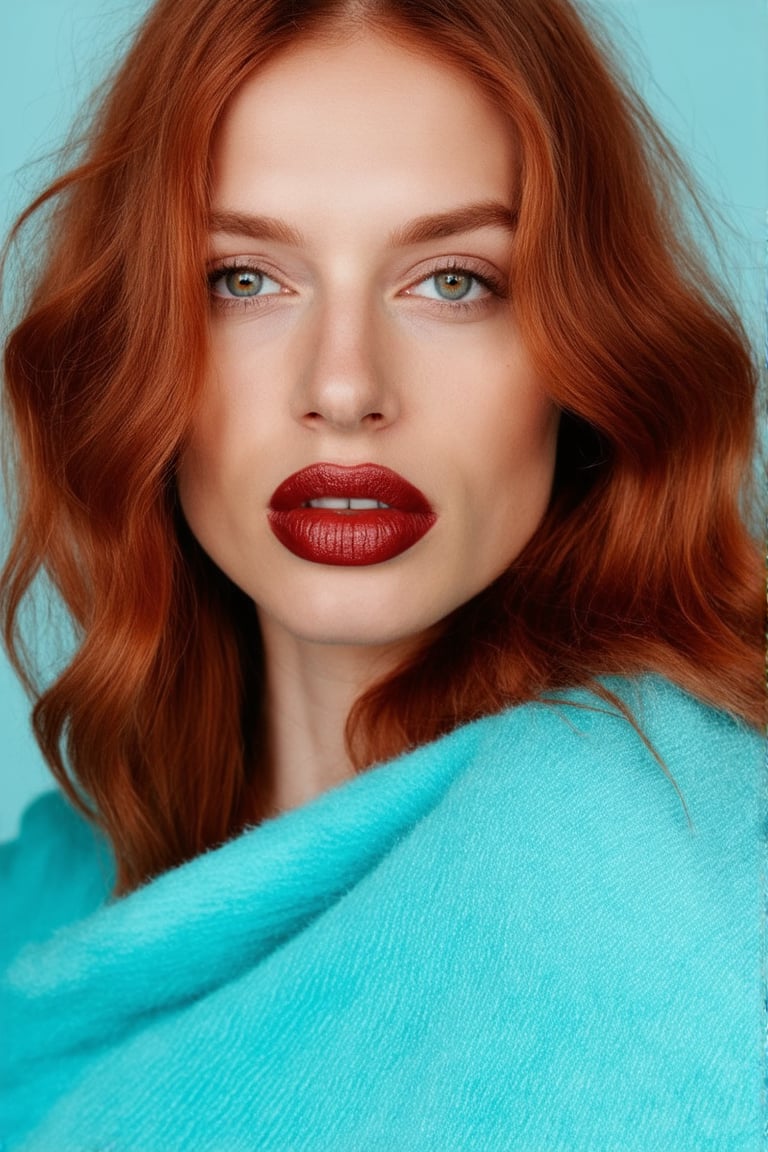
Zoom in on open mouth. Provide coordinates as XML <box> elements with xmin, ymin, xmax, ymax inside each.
<box><xmin>268</xmin><ymin>462</ymin><xmax>437</xmax><ymax>566</ymax></box>
<box><xmin>303</xmin><ymin>497</ymin><xmax>392</xmax><ymax>510</ymax></box>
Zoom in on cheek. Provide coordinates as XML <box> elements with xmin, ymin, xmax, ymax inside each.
<box><xmin>177</xmin><ymin>351</ymin><xmax>272</xmax><ymax>506</ymax></box>
<box><xmin>442</xmin><ymin>341</ymin><xmax>559</xmax><ymax>497</ymax></box>
<box><xmin>175</xmin><ymin>382</ymin><xmax>223</xmax><ymax>519</ymax></box>
<box><xmin>454</xmin><ymin>369</ymin><xmax>559</xmax><ymax>565</ymax></box>
<box><xmin>487</xmin><ymin>341</ymin><xmax>558</xmax><ymax>475</ymax></box>
<box><xmin>175</xmin><ymin>438</ymin><xmax>220</xmax><ymax>560</ymax></box>
<box><xmin>503</xmin><ymin>394</ymin><xmax>560</xmax><ymax>487</ymax></box>
<box><xmin>175</xmin><ymin>375</ymin><xmax>248</xmax><ymax>550</ymax></box>
<box><xmin>193</xmin><ymin>318</ymin><xmax>286</xmax><ymax>444</ymax></box>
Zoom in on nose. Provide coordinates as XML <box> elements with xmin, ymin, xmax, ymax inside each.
<box><xmin>292</xmin><ymin>294</ymin><xmax>399</xmax><ymax>432</ymax></box>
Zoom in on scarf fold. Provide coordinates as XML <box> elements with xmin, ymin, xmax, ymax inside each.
<box><xmin>1</xmin><ymin>677</ymin><xmax>763</xmax><ymax>1151</ymax></box>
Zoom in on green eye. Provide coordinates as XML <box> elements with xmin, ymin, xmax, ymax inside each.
<box><xmin>208</xmin><ymin>264</ymin><xmax>284</xmax><ymax>303</ymax></box>
<box><xmin>406</xmin><ymin>266</ymin><xmax>497</xmax><ymax>306</ymax></box>
<box><xmin>224</xmin><ymin>269</ymin><xmax>263</xmax><ymax>297</ymax></box>
<box><xmin>433</xmin><ymin>271</ymin><xmax>473</xmax><ymax>300</ymax></box>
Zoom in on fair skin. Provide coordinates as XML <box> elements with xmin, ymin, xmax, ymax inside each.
<box><xmin>177</xmin><ymin>30</ymin><xmax>559</xmax><ymax>814</ymax></box>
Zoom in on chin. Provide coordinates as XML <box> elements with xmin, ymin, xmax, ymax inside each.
<box><xmin>264</xmin><ymin>604</ymin><xmax>441</xmax><ymax>650</ymax></box>
<box><xmin>255</xmin><ymin>574</ymin><xmax>453</xmax><ymax>651</ymax></box>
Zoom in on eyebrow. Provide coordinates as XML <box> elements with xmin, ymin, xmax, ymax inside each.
<box><xmin>207</xmin><ymin>200</ymin><xmax>518</xmax><ymax>248</ymax></box>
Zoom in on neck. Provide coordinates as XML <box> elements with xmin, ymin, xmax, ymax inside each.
<box><xmin>258</xmin><ymin>612</ymin><xmax>415</xmax><ymax>817</ymax></box>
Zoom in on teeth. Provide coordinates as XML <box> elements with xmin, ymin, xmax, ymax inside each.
<box><xmin>306</xmin><ymin>497</ymin><xmax>391</xmax><ymax>510</ymax></box>
<box><xmin>308</xmin><ymin>497</ymin><xmax>349</xmax><ymax>509</ymax></box>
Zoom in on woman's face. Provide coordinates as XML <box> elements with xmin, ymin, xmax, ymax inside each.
<box><xmin>177</xmin><ymin>30</ymin><xmax>559</xmax><ymax>652</ymax></box>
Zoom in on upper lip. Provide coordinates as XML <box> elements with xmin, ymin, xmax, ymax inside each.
<box><xmin>269</xmin><ymin>463</ymin><xmax>434</xmax><ymax>513</ymax></box>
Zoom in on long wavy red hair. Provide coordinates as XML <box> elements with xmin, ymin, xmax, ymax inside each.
<box><xmin>2</xmin><ymin>0</ymin><xmax>763</xmax><ymax>895</ymax></box>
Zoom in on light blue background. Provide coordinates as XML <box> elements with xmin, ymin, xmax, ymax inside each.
<box><xmin>1</xmin><ymin>0</ymin><xmax>766</xmax><ymax>840</ymax></box>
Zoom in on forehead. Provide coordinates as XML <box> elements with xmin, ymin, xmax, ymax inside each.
<box><xmin>210</xmin><ymin>31</ymin><xmax>517</xmax><ymax>231</ymax></box>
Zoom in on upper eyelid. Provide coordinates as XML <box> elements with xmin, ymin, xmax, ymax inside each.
<box><xmin>206</xmin><ymin>255</ymin><xmax>503</xmax><ymax>289</ymax></box>
<box><xmin>207</xmin><ymin>261</ymin><xmax>287</xmax><ymax>300</ymax></box>
<box><xmin>404</xmin><ymin>259</ymin><xmax>503</xmax><ymax>291</ymax></box>
<box><xmin>207</xmin><ymin>256</ymin><xmax>285</xmax><ymax>281</ymax></box>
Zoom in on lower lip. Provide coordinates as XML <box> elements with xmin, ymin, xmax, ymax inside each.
<box><xmin>267</xmin><ymin>508</ymin><xmax>437</xmax><ymax>566</ymax></box>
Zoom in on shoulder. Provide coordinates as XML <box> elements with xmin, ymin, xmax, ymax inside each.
<box><xmin>451</xmin><ymin>672</ymin><xmax>763</xmax><ymax>939</ymax></box>
<box><xmin>425</xmin><ymin>678</ymin><xmax>764</xmax><ymax>1142</ymax></box>
<box><xmin>454</xmin><ymin>675</ymin><xmax>762</xmax><ymax>914</ymax></box>
<box><xmin>472</xmin><ymin>674</ymin><xmax>761</xmax><ymax>812</ymax></box>
<box><xmin>0</xmin><ymin>789</ymin><xmax>114</xmax><ymax>969</ymax></box>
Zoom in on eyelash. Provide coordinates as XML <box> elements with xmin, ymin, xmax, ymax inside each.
<box><xmin>206</xmin><ymin>258</ymin><xmax>508</xmax><ymax>315</ymax></box>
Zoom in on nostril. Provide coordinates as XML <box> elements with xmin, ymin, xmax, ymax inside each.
<box><xmin>300</xmin><ymin>406</ymin><xmax>389</xmax><ymax>428</ymax></box>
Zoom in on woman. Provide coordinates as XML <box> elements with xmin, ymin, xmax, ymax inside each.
<box><xmin>0</xmin><ymin>0</ymin><xmax>763</xmax><ymax>1148</ymax></box>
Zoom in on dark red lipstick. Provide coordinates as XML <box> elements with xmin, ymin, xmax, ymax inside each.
<box><xmin>268</xmin><ymin>463</ymin><xmax>437</xmax><ymax>566</ymax></box>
